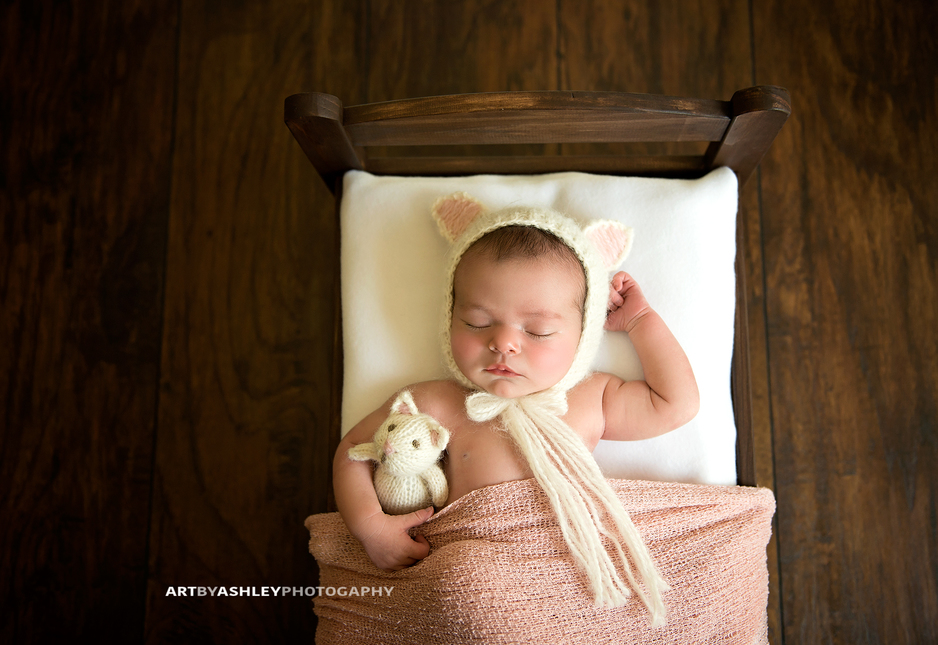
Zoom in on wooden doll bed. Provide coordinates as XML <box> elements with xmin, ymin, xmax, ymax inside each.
<box><xmin>288</xmin><ymin>88</ymin><xmax>790</xmax><ymax>643</ymax></box>
<box><xmin>284</xmin><ymin>86</ymin><xmax>791</xmax><ymax>488</ymax></box>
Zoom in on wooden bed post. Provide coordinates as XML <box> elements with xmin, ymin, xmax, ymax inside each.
<box><xmin>706</xmin><ymin>86</ymin><xmax>791</xmax><ymax>186</ymax></box>
<box><xmin>284</xmin><ymin>93</ymin><xmax>363</xmax><ymax>192</ymax></box>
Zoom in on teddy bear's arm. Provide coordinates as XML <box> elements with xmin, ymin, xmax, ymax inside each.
<box><xmin>422</xmin><ymin>465</ymin><xmax>449</xmax><ymax>507</ymax></box>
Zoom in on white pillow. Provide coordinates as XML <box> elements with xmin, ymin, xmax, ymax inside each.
<box><xmin>339</xmin><ymin>168</ymin><xmax>739</xmax><ymax>485</ymax></box>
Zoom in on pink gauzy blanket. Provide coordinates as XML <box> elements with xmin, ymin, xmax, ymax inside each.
<box><xmin>305</xmin><ymin>478</ymin><xmax>775</xmax><ymax>645</ymax></box>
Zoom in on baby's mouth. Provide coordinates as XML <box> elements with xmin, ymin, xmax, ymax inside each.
<box><xmin>485</xmin><ymin>364</ymin><xmax>519</xmax><ymax>377</ymax></box>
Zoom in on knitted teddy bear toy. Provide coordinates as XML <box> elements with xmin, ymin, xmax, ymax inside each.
<box><xmin>347</xmin><ymin>390</ymin><xmax>450</xmax><ymax>515</ymax></box>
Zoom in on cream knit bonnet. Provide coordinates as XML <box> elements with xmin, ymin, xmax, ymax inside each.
<box><xmin>433</xmin><ymin>193</ymin><xmax>669</xmax><ymax>626</ymax></box>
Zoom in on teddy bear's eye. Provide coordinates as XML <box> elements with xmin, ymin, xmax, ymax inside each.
<box><xmin>387</xmin><ymin>424</ymin><xmax>396</xmax><ymax>432</ymax></box>
<box><xmin>412</xmin><ymin>439</ymin><xmax>420</xmax><ymax>449</ymax></box>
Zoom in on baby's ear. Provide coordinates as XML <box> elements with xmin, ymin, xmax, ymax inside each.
<box><xmin>391</xmin><ymin>390</ymin><xmax>419</xmax><ymax>416</ymax></box>
<box><xmin>584</xmin><ymin>220</ymin><xmax>634</xmax><ymax>269</ymax></box>
<box><xmin>432</xmin><ymin>192</ymin><xmax>486</xmax><ymax>242</ymax></box>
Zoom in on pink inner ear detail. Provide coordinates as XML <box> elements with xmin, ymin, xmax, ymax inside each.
<box><xmin>435</xmin><ymin>194</ymin><xmax>484</xmax><ymax>241</ymax></box>
<box><xmin>588</xmin><ymin>223</ymin><xmax>631</xmax><ymax>268</ymax></box>
<box><xmin>393</xmin><ymin>401</ymin><xmax>414</xmax><ymax>416</ymax></box>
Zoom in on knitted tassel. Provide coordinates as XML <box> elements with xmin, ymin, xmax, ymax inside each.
<box><xmin>467</xmin><ymin>389</ymin><xmax>670</xmax><ymax>626</ymax></box>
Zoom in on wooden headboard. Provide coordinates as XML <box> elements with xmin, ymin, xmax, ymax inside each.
<box><xmin>284</xmin><ymin>86</ymin><xmax>791</xmax><ymax>486</ymax></box>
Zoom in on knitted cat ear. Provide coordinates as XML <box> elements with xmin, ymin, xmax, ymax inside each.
<box><xmin>432</xmin><ymin>192</ymin><xmax>486</xmax><ymax>242</ymax></box>
<box><xmin>391</xmin><ymin>390</ymin><xmax>418</xmax><ymax>416</ymax></box>
<box><xmin>584</xmin><ymin>220</ymin><xmax>634</xmax><ymax>270</ymax></box>
<box><xmin>430</xmin><ymin>424</ymin><xmax>450</xmax><ymax>450</ymax></box>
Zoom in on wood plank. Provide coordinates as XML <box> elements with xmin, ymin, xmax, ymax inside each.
<box><xmin>343</xmin><ymin>91</ymin><xmax>730</xmax><ymax>145</ymax></box>
<box><xmin>366</xmin><ymin>0</ymin><xmax>558</xmax><ymax>100</ymax></box>
<box><xmin>362</xmin><ymin>153</ymin><xmax>708</xmax><ymax>177</ymax></box>
<box><xmin>754</xmin><ymin>0</ymin><xmax>938</xmax><ymax>641</ymax></box>
<box><xmin>145</xmin><ymin>0</ymin><xmax>364</xmax><ymax>640</ymax></box>
<box><xmin>558</xmin><ymin>1</ymin><xmax>784</xmax><ymax>639</ymax></box>
<box><xmin>0</xmin><ymin>0</ymin><xmax>178</xmax><ymax>641</ymax></box>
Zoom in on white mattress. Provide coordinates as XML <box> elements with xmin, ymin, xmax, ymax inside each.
<box><xmin>339</xmin><ymin>168</ymin><xmax>740</xmax><ymax>485</ymax></box>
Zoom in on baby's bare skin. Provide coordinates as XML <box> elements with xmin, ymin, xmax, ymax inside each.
<box><xmin>332</xmin><ymin>374</ymin><xmax>607</xmax><ymax>571</ymax></box>
<box><xmin>399</xmin><ymin>376</ymin><xmax>607</xmax><ymax>505</ymax></box>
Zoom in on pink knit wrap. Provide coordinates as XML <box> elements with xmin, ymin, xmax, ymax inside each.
<box><xmin>306</xmin><ymin>478</ymin><xmax>775</xmax><ymax>644</ymax></box>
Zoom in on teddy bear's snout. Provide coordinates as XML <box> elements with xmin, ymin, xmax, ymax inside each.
<box><xmin>383</xmin><ymin>441</ymin><xmax>396</xmax><ymax>456</ymax></box>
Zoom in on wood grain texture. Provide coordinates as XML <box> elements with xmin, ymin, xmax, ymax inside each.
<box><xmin>360</xmin><ymin>153</ymin><xmax>708</xmax><ymax>177</ymax></box>
<box><xmin>754</xmin><ymin>0</ymin><xmax>938</xmax><ymax>642</ymax></box>
<box><xmin>0</xmin><ymin>0</ymin><xmax>178</xmax><ymax>641</ymax></box>
<box><xmin>343</xmin><ymin>91</ymin><xmax>729</xmax><ymax>143</ymax></box>
<box><xmin>144</xmin><ymin>0</ymin><xmax>362</xmax><ymax>640</ymax></box>
<box><xmin>284</xmin><ymin>93</ymin><xmax>364</xmax><ymax>190</ymax></box>
<box><xmin>285</xmin><ymin>89</ymin><xmax>794</xmax><ymax>186</ymax></box>
<box><xmin>366</xmin><ymin>0</ymin><xmax>557</xmax><ymax>99</ymax></box>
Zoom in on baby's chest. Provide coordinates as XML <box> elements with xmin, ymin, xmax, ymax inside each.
<box><xmin>444</xmin><ymin>418</ymin><xmax>516</xmax><ymax>462</ymax></box>
<box><xmin>443</xmin><ymin>404</ymin><xmax>600</xmax><ymax>461</ymax></box>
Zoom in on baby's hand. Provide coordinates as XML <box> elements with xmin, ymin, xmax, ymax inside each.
<box><xmin>605</xmin><ymin>272</ymin><xmax>651</xmax><ymax>333</ymax></box>
<box><xmin>354</xmin><ymin>507</ymin><xmax>434</xmax><ymax>571</ymax></box>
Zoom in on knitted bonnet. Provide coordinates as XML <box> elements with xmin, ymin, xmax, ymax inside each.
<box><xmin>432</xmin><ymin>193</ymin><xmax>669</xmax><ymax>625</ymax></box>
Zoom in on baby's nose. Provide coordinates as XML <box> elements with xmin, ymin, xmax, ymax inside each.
<box><xmin>489</xmin><ymin>327</ymin><xmax>520</xmax><ymax>354</ymax></box>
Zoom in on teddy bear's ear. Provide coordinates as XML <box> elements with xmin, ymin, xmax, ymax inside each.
<box><xmin>584</xmin><ymin>220</ymin><xmax>634</xmax><ymax>269</ymax></box>
<box><xmin>431</xmin><ymin>423</ymin><xmax>450</xmax><ymax>450</ymax></box>
<box><xmin>432</xmin><ymin>192</ymin><xmax>486</xmax><ymax>242</ymax></box>
<box><xmin>391</xmin><ymin>390</ymin><xmax>419</xmax><ymax>416</ymax></box>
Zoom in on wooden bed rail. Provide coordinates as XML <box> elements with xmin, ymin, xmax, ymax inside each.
<box><xmin>284</xmin><ymin>86</ymin><xmax>790</xmax><ymax>191</ymax></box>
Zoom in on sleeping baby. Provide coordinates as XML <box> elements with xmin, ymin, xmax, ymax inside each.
<box><xmin>332</xmin><ymin>194</ymin><xmax>699</xmax><ymax>625</ymax></box>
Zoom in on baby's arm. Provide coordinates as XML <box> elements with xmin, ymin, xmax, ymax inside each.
<box><xmin>601</xmin><ymin>272</ymin><xmax>700</xmax><ymax>440</ymax></box>
<box><xmin>334</xmin><ymin>397</ymin><xmax>433</xmax><ymax>571</ymax></box>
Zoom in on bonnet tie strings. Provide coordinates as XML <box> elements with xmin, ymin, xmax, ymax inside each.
<box><xmin>466</xmin><ymin>388</ymin><xmax>568</xmax><ymax>420</ymax></box>
<box><xmin>465</xmin><ymin>389</ymin><xmax>669</xmax><ymax>625</ymax></box>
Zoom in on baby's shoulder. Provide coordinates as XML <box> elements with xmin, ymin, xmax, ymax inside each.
<box><xmin>572</xmin><ymin>371</ymin><xmax>618</xmax><ymax>399</ymax></box>
<box><xmin>403</xmin><ymin>379</ymin><xmax>470</xmax><ymax>420</ymax></box>
<box><xmin>565</xmin><ymin>373</ymin><xmax>617</xmax><ymax>448</ymax></box>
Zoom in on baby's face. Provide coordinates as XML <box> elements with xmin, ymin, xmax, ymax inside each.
<box><xmin>451</xmin><ymin>250</ymin><xmax>584</xmax><ymax>398</ymax></box>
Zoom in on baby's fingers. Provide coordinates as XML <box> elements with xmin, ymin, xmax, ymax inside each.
<box><xmin>610</xmin><ymin>271</ymin><xmax>630</xmax><ymax>292</ymax></box>
<box><xmin>399</xmin><ymin>506</ymin><xmax>434</xmax><ymax>530</ymax></box>
<box><xmin>410</xmin><ymin>534</ymin><xmax>431</xmax><ymax>560</ymax></box>
<box><xmin>386</xmin><ymin>533</ymin><xmax>430</xmax><ymax>571</ymax></box>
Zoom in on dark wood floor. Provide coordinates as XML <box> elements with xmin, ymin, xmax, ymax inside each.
<box><xmin>2</xmin><ymin>1</ymin><xmax>935</xmax><ymax>642</ymax></box>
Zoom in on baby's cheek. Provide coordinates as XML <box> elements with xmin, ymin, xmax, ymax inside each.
<box><xmin>450</xmin><ymin>331</ymin><xmax>476</xmax><ymax>366</ymax></box>
<box><xmin>538</xmin><ymin>342</ymin><xmax>578</xmax><ymax>378</ymax></box>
